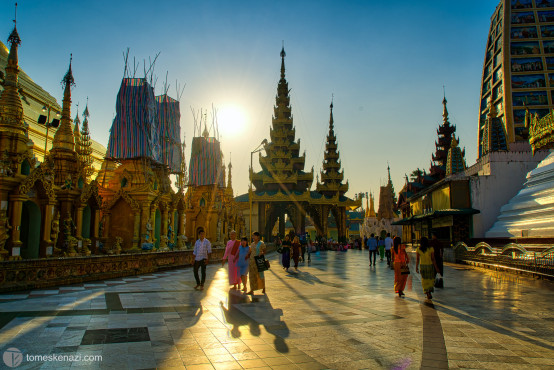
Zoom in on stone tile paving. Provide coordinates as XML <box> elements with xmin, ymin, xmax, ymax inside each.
<box><xmin>0</xmin><ymin>249</ymin><xmax>552</xmax><ymax>369</ymax></box>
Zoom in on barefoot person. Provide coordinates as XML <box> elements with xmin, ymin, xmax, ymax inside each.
<box><xmin>236</xmin><ymin>237</ymin><xmax>251</xmax><ymax>292</ymax></box>
<box><xmin>193</xmin><ymin>229</ymin><xmax>211</xmax><ymax>291</ymax></box>
<box><xmin>222</xmin><ymin>230</ymin><xmax>241</xmax><ymax>289</ymax></box>
<box><xmin>392</xmin><ymin>236</ymin><xmax>409</xmax><ymax>297</ymax></box>
<box><xmin>281</xmin><ymin>234</ymin><xmax>291</xmax><ymax>272</ymax></box>
<box><xmin>416</xmin><ymin>237</ymin><xmax>440</xmax><ymax>300</ymax></box>
<box><xmin>291</xmin><ymin>236</ymin><xmax>301</xmax><ymax>271</ymax></box>
<box><xmin>248</xmin><ymin>232</ymin><xmax>266</xmax><ymax>294</ymax></box>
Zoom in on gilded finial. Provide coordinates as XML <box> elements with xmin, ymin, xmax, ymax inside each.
<box><xmin>329</xmin><ymin>96</ymin><xmax>334</xmax><ymax>130</ymax></box>
<box><xmin>8</xmin><ymin>3</ymin><xmax>20</xmax><ymax>47</ymax></box>
<box><xmin>62</xmin><ymin>53</ymin><xmax>75</xmax><ymax>89</ymax></box>
<box><xmin>442</xmin><ymin>90</ymin><xmax>449</xmax><ymax>123</ymax></box>
<box><xmin>280</xmin><ymin>43</ymin><xmax>286</xmax><ymax>79</ymax></box>
<box><xmin>83</xmin><ymin>97</ymin><xmax>89</xmax><ymax>117</ymax></box>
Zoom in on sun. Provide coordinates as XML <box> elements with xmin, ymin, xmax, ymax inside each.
<box><xmin>217</xmin><ymin>105</ymin><xmax>247</xmax><ymax>138</ymax></box>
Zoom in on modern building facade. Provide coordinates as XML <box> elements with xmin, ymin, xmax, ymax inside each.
<box><xmin>479</xmin><ymin>0</ymin><xmax>554</xmax><ymax>157</ymax></box>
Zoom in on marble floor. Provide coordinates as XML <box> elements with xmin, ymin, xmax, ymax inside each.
<box><xmin>0</xmin><ymin>249</ymin><xmax>553</xmax><ymax>369</ymax></box>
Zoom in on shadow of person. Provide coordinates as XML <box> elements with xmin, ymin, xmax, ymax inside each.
<box><xmin>219</xmin><ymin>289</ymin><xmax>290</xmax><ymax>353</ymax></box>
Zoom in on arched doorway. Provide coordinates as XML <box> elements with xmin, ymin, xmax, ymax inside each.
<box><xmin>109</xmin><ymin>198</ymin><xmax>134</xmax><ymax>250</ymax></box>
<box><xmin>154</xmin><ymin>209</ymin><xmax>161</xmax><ymax>249</ymax></box>
<box><xmin>21</xmin><ymin>201</ymin><xmax>41</xmax><ymax>259</ymax></box>
<box><xmin>82</xmin><ymin>205</ymin><xmax>92</xmax><ymax>239</ymax></box>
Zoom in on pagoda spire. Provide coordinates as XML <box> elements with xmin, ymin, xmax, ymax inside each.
<box><xmin>252</xmin><ymin>46</ymin><xmax>313</xmax><ymax>193</ymax></box>
<box><xmin>442</xmin><ymin>95</ymin><xmax>448</xmax><ymax>124</ymax></box>
<box><xmin>316</xmin><ymin>99</ymin><xmax>348</xmax><ymax>196</ymax></box>
<box><xmin>0</xmin><ymin>6</ymin><xmax>25</xmax><ymax>135</ymax></box>
<box><xmin>52</xmin><ymin>54</ymin><xmax>75</xmax><ymax>152</ymax></box>
<box><xmin>280</xmin><ymin>44</ymin><xmax>286</xmax><ymax>80</ymax></box>
<box><xmin>73</xmin><ymin>103</ymin><xmax>81</xmax><ymax>155</ymax></box>
<box><xmin>227</xmin><ymin>156</ymin><xmax>233</xmax><ymax>189</ymax></box>
<box><xmin>368</xmin><ymin>192</ymin><xmax>376</xmax><ymax>217</ymax></box>
<box><xmin>430</xmin><ymin>94</ymin><xmax>457</xmax><ymax>180</ymax></box>
<box><xmin>80</xmin><ymin>100</ymin><xmax>94</xmax><ymax>179</ymax></box>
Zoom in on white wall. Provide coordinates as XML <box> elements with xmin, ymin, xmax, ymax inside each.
<box><xmin>468</xmin><ymin>150</ymin><xmax>548</xmax><ymax>238</ymax></box>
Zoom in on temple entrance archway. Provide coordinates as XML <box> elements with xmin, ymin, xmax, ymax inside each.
<box><xmin>109</xmin><ymin>198</ymin><xmax>134</xmax><ymax>250</ymax></box>
<box><xmin>82</xmin><ymin>205</ymin><xmax>92</xmax><ymax>239</ymax></box>
<box><xmin>21</xmin><ymin>201</ymin><xmax>41</xmax><ymax>259</ymax></box>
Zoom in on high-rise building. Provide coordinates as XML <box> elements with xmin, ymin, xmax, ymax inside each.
<box><xmin>478</xmin><ymin>0</ymin><xmax>554</xmax><ymax>157</ymax></box>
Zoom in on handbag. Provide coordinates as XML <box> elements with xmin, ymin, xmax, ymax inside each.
<box><xmin>435</xmin><ymin>274</ymin><xmax>443</xmax><ymax>288</ymax></box>
<box><xmin>400</xmin><ymin>264</ymin><xmax>410</xmax><ymax>275</ymax></box>
<box><xmin>254</xmin><ymin>255</ymin><xmax>267</xmax><ymax>272</ymax></box>
<box><xmin>264</xmin><ymin>260</ymin><xmax>270</xmax><ymax>269</ymax></box>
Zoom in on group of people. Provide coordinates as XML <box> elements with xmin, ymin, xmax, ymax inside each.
<box><xmin>365</xmin><ymin>233</ymin><xmax>393</xmax><ymax>266</ymax></box>
<box><xmin>277</xmin><ymin>234</ymin><xmax>310</xmax><ymax>272</ymax></box>
<box><xmin>220</xmin><ymin>231</ymin><xmax>267</xmax><ymax>294</ymax></box>
<box><xmin>389</xmin><ymin>233</ymin><xmax>444</xmax><ymax>300</ymax></box>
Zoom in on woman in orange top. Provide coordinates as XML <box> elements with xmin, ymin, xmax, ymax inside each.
<box><xmin>391</xmin><ymin>236</ymin><xmax>410</xmax><ymax>297</ymax></box>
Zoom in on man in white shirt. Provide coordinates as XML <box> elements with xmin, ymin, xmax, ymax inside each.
<box><xmin>384</xmin><ymin>233</ymin><xmax>393</xmax><ymax>266</ymax></box>
<box><xmin>193</xmin><ymin>229</ymin><xmax>212</xmax><ymax>290</ymax></box>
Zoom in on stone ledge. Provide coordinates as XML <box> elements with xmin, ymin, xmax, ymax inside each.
<box><xmin>0</xmin><ymin>248</ymin><xmax>226</xmax><ymax>293</ymax></box>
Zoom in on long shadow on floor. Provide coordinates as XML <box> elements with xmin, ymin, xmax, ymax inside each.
<box><xmin>219</xmin><ymin>288</ymin><xmax>289</xmax><ymax>353</ymax></box>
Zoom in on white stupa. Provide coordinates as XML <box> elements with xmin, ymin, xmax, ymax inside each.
<box><xmin>486</xmin><ymin>150</ymin><xmax>554</xmax><ymax>237</ymax></box>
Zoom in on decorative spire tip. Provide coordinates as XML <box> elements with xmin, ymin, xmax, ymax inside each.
<box><xmin>62</xmin><ymin>53</ymin><xmax>75</xmax><ymax>88</ymax></box>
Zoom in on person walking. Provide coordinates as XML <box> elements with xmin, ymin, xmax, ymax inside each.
<box><xmin>281</xmin><ymin>235</ymin><xmax>291</xmax><ymax>271</ymax></box>
<box><xmin>378</xmin><ymin>236</ymin><xmax>385</xmax><ymax>261</ymax></box>
<box><xmin>292</xmin><ymin>236</ymin><xmax>301</xmax><ymax>271</ymax></box>
<box><xmin>430</xmin><ymin>232</ymin><xmax>444</xmax><ymax>288</ymax></box>
<box><xmin>415</xmin><ymin>237</ymin><xmax>440</xmax><ymax>300</ymax></box>
<box><xmin>193</xmin><ymin>229</ymin><xmax>212</xmax><ymax>291</ymax></box>
<box><xmin>236</xmin><ymin>237</ymin><xmax>251</xmax><ymax>292</ymax></box>
<box><xmin>300</xmin><ymin>238</ymin><xmax>306</xmax><ymax>263</ymax></box>
<box><xmin>248</xmin><ymin>232</ymin><xmax>267</xmax><ymax>294</ymax></box>
<box><xmin>392</xmin><ymin>236</ymin><xmax>409</xmax><ymax>297</ymax></box>
<box><xmin>367</xmin><ymin>233</ymin><xmax>378</xmax><ymax>266</ymax></box>
<box><xmin>307</xmin><ymin>237</ymin><xmax>312</xmax><ymax>262</ymax></box>
<box><xmin>222</xmin><ymin>230</ymin><xmax>241</xmax><ymax>289</ymax></box>
<box><xmin>384</xmin><ymin>233</ymin><xmax>393</xmax><ymax>266</ymax></box>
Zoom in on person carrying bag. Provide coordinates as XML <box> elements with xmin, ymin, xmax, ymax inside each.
<box><xmin>247</xmin><ymin>232</ymin><xmax>267</xmax><ymax>294</ymax></box>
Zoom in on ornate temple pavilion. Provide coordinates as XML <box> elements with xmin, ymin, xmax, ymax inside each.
<box><xmin>240</xmin><ymin>48</ymin><xmax>360</xmax><ymax>242</ymax></box>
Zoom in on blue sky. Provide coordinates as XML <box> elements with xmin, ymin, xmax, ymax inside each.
<box><xmin>2</xmin><ymin>0</ymin><xmax>497</xmax><ymax>200</ymax></box>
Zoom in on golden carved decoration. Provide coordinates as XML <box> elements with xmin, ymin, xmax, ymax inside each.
<box><xmin>103</xmin><ymin>189</ymin><xmax>140</xmax><ymax>212</ymax></box>
<box><xmin>17</xmin><ymin>165</ymin><xmax>56</xmax><ymax>201</ymax></box>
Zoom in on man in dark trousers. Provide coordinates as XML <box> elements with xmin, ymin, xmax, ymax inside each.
<box><xmin>193</xmin><ymin>229</ymin><xmax>212</xmax><ymax>290</ymax></box>
<box><xmin>430</xmin><ymin>232</ymin><xmax>444</xmax><ymax>288</ymax></box>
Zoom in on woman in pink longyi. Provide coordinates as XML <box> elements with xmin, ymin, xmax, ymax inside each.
<box><xmin>222</xmin><ymin>230</ymin><xmax>241</xmax><ymax>289</ymax></box>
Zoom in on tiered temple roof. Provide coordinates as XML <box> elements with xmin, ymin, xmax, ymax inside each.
<box><xmin>252</xmin><ymin>47</ymin><xmax>313</xmax><ymax>193</ymax></box>
<box><xmin>430</xmin><ymin>97</ymin><xmax>457</xmax><ymax>179</ymax></box>
<box><xmin>316</xmin><ymin>101</ymin><xmax>349</xmax><ymax>196</ymax></box>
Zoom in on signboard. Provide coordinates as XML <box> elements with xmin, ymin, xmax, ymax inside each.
<box><xmin>432</xmin><ymin>216</ymin><xmax>454</xmax><ymax>228</ymax></box>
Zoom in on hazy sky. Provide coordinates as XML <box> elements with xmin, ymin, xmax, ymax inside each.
<box><xmin>2</xmin><ymin>0</ymin><xmax>496</xmax><ymax>200</ymax></box>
